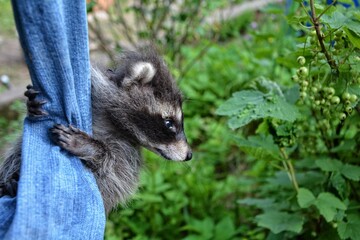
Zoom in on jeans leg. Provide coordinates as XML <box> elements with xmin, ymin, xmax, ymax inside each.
<box><xmin>0</xmin><ymin>1</ymin><xmax>105</xmax><ymax>239</ymax></box>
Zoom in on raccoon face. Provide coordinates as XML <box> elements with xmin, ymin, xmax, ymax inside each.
<box><xmin>108</xmin><ymin>49</ymin><xmax>192</xmax><ymax>161</ymax></box>
<box><xmin>128</xmin><ymin>104</ymin><xmax>192</xmax><ymax>162</ymax></box>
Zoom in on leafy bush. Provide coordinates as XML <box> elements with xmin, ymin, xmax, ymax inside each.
<box><xmin>218</xmin><ymin>1</ymin><xmax>360</xmax><ymax>239</ymax></box>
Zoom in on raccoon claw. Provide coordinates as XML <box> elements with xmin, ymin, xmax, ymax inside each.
<box><xmin>24</xmin><ymin>85</ymin><xmax>48</xmax><ymax>117</ymax></box>
<box><xmin>24</xmin><ymin>85</ymin><xmax>39</xmax><ymax>100</ymax></box>
<box><xmin>27</xmin><ymin>100</ymin><xmax>48</xmax><ymax>116</ymax></box>
<box><xmin>50</xmin><ymin>124</ymin><xmax>93</xmax><ymax>158</ymax></box>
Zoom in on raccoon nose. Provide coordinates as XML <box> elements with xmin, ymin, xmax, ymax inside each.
<box><xmin>185</xmin><ymin>151</ymin><xmax>192</xmax><ymax>161</ymax></box>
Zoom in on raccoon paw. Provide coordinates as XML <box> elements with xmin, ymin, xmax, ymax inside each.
<box><xmin>24</xmin><ymin>85</ymin><xmax>48</xmax><ymax>117</ymax></box>
<box><xmin>50</xmin><ymin>124</ymin><xmax>100</xmax><ymax>163</ymax></box>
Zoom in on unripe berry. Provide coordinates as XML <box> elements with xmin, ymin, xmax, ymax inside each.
<box><xmin>335</xmin><ymin>29</ymin><xmax>344</xmax><ymax>37</ymax></box>
<box><xmin>339</xmin><ymin>113</ymin><xmax>347</xmax><ymax>121</ymax></box>
<box><xmin>291</xmin><ymin>75</ymin><xmax>299</xmax><ymax>82</ymax></box>
<box><xmin>301</xmin><ymin>86</ymin><xmax>308</xmax><ymax>92</ymax></box>
<box><xmin>345</xmin><ymin>106</ymin><xmax>353</xmax><ymax>114</ymax></box>
<box><xmin>330</xmin><ymin>96</ymin><xmax>340</xmax><ymax>105</ymax></box>
<box><xmin>310</xmin><ymin>30</ymin><xmax>317</xmax><ymax>36</ymax></box>
<box><xmin>342</xmin><ymin>92</ymin><xmax>351</xmax><ymax>101</ymax></box>
<box><xmin>350</xmin><ymin>94</ymin><xmax>358</xmax><ymax>103</ymax></box>
<box><xmin>297</xmin><ymin>56</ymin><xmax>306</xmax><ymax>65</ymax></box>
<box><xmin>326</xmin><ymin>87</ymin><xmax>335</xmax><ymax>96</ymax></box>
<box><xmin>297</xmin><ymin>67</ymin><xmax>309</xmax><ymax>77</ymax></box>
<box><xmin>311</xmin><ymin>87</ymin><xmax>318</xmax><ymax>94</ymax></box>
<box><xmin>300</xmin><ymin>91</ymin><xmax>307</xmax><ymax>99</ymax></box>
<box><xmin>344</xmin><ymin>100</ymin><xmax>351</xmax><ymax>106</ymax></box>
<box><xmin>315</xmin><ymin>100</ymin><xmax>321</xmax><ymax>105</ymax></box>
<box><xmin>300</xmin><ymin>92</ymin><xmax>307</xmax><ymax>98</ymax></box>
<box><xmin>301</xmin><ymin>80</ymin><xmax>309</xmax><ymax>87</ymax></box>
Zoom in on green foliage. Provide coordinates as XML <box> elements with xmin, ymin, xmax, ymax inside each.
<box><xmin>106</xmin><ymin>154</ymin><xmax>245</xmax><ymax>239</ymax></box>
<box><xmin>0</xmin><ymin>100</ymin><xmax>24</xmax><ymax>152</ymax></box>
<box><xmin>0</xmin><ymin>0</ymin><xmax>16</xmax><ymax>35</ymax></box>
<box><xmin>255</xmin><ymin>211</ymin><xmax>304</xmax><ymax>234</ymax></box>
<box><xmin>216</xmin><ymin>83</ymin><xmax>300</xmax><ymax>129</ymax></box>
<box><xmin>234</xmin><ymin>135</ymin><xmax>281</xmax><ymax>161</ymax></box>
<box><xmin>218</xmin><ymin>2</ymin><xmax>360</xmax><ymax>239</ymax></box>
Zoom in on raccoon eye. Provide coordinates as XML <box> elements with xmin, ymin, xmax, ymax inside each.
<box><xmin>164</xmin><ymin>119</ymin><xmax>175</xmax><ymax>130</ymax></box>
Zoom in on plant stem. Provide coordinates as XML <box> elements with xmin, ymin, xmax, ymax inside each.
<box><xmin>308</xmin><ymin>0</ymin><xmax>338</xmax><ymax>73</ymax></box>
<box><xmin>280</xmin><ymin>148</ymin><xmax>299</xmax><ymax>192</ymax></box>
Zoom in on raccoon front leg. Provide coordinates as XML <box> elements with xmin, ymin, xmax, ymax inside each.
<box><xmin>50</xmin><ymin>124</ymin><xmax>106</xmax><ymax>171</ymax></box>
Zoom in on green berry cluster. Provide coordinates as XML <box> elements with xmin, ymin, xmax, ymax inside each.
<box><xmin>292</xmin><ymin>56</ymin><xmax>308</xmax><ymax>100</ymax></box>
<box><xmin>292</xmin><ymin>55</ymin><xmax>358</xmax><ymax>124</ymax></box>
<box><xmin>332</xmin><ymin>29</ymin><xmax>347</xmax><ymax>55</ymax></box>
<box><xmin>309</xmin><ymin>85</ymin><xmax>356</xmax><ymax>122</ymax></box>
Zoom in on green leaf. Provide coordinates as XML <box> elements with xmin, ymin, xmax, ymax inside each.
<box><xmin>340</xmin><ymin>164</ymin><xmax>360</xmax><ymax>181</ymax></box>
<box><xmin>257</xmin><ymin>97</ymin><xmax>299</xmax><ymax>121</ymax></box>
<box><xmin>330</xmin><ymin>173</ymin><xmax>348</xmax><ymax>199</ymax></box>
<box><xmin>315</xmin><ymin>158</ymin><xmax>343</xmax><ymax>172</ymax></box>
<box><xmin>314</xmin><ymin>192</ymin><xmax>347</xmax><ymax>222</ymax></box>
<box><xmin>216</xmin><ymin>90</ymin><xmax>264</xmax><ymax>116</ymax></box>
<box><xmin>251</xmin><ymin>77</ymin><xmax>283</xmax><ymax>96</ymax></box>
<box><xmin>217</xmin><ymin>89</ymin><xmax>299</xmax><ymax>129</ymax></box>
<box><xmin>338</xmin><ymin>214</ymin><xmax>360</xmax><ymax>240</ymax></box>
<box><xmin>344</xmin><ymin>19</ymin><xmax>360</xmax><ymax>36</ymax></box>
<box><xmin>344</xmin><ymin>28</ymin><xmax>360</xmax><ymax>49</ymax></box>
<box><xmin>184</xmin><ymin>218</ymin><xmax>214</xmax><ymax>240</ymax></box>
<box><xmin>255</xmin><ymin>211</ymin><xmax>304</xmax><ymax>234</ymax></box>
<box><xmin>331</xmin><ymin>139</ymin><xmax>357</xmax><ymax>153</ymax></box>
<box><xmin>322</xmin><ymin>11</ymin><xmax>348</xmax><ymax>29</ymax></box>
<box><xmin>297</xmin><ymin>188</ymin><xmax>316</xmax><ymax>208</ymax></box>
<box><xmin>214</xmin><ymin>216</ymin><xmax>236</xmax><ymax>240</ymax></box>
<box><xmin>234</xmin><ymin>135</ymin><xmax>281</xmax><ymax>161</ymax></box>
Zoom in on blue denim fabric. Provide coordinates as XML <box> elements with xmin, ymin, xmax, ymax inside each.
<box><xmin>0</xmin><ymin>0</ymin><xmax>105</xmax><ymax>239</ymax></box>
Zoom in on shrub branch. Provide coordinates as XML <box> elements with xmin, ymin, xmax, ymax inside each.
<box><xmin>307</xmin><ymin>0</ymin><xmax>339</xmax><ymax>73</ymax></box>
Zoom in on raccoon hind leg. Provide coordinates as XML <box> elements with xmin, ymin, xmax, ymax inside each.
<box><xmin>24</xmin><ymin>84</ymin><xmax>48</xmax><ymax>117</ymax></box>
<box><xmin>0</xmin><ymin>138</ymin><xmax>22</xmax><ymax>198</ymax></box>
<box><xmin>0</xmin><ymin>178</ymin><xmax>18</xmax><ymax>197</ymax></box>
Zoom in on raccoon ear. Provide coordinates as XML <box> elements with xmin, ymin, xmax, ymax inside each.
<box><xmin>123</xmin><ymin>62</ymin><xmax>156</xmax><ymax>87</ymax></box>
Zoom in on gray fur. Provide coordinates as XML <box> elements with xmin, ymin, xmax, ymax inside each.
<box><xmin>0</xmin><ymin>47</ymin><xmax>192</xmax><ymax>214</ymax></box>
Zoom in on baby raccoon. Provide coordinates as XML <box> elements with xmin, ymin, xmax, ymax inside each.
<box><xmin>0</xmin><ymin>47</ymin><xmax>192</xmax><ymax>214</ymax></box>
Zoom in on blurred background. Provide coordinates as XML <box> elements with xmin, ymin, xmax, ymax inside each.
<box><xmin>1</xmin><ymin>0</ymin><xmax>360</xmax><ymax>239</ymax></box>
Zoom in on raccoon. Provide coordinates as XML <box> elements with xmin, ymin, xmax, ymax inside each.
<box><xmin>0</xmin><ymin>47</ymin><xmax>192</xmax><ymax>214</ymax></box>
